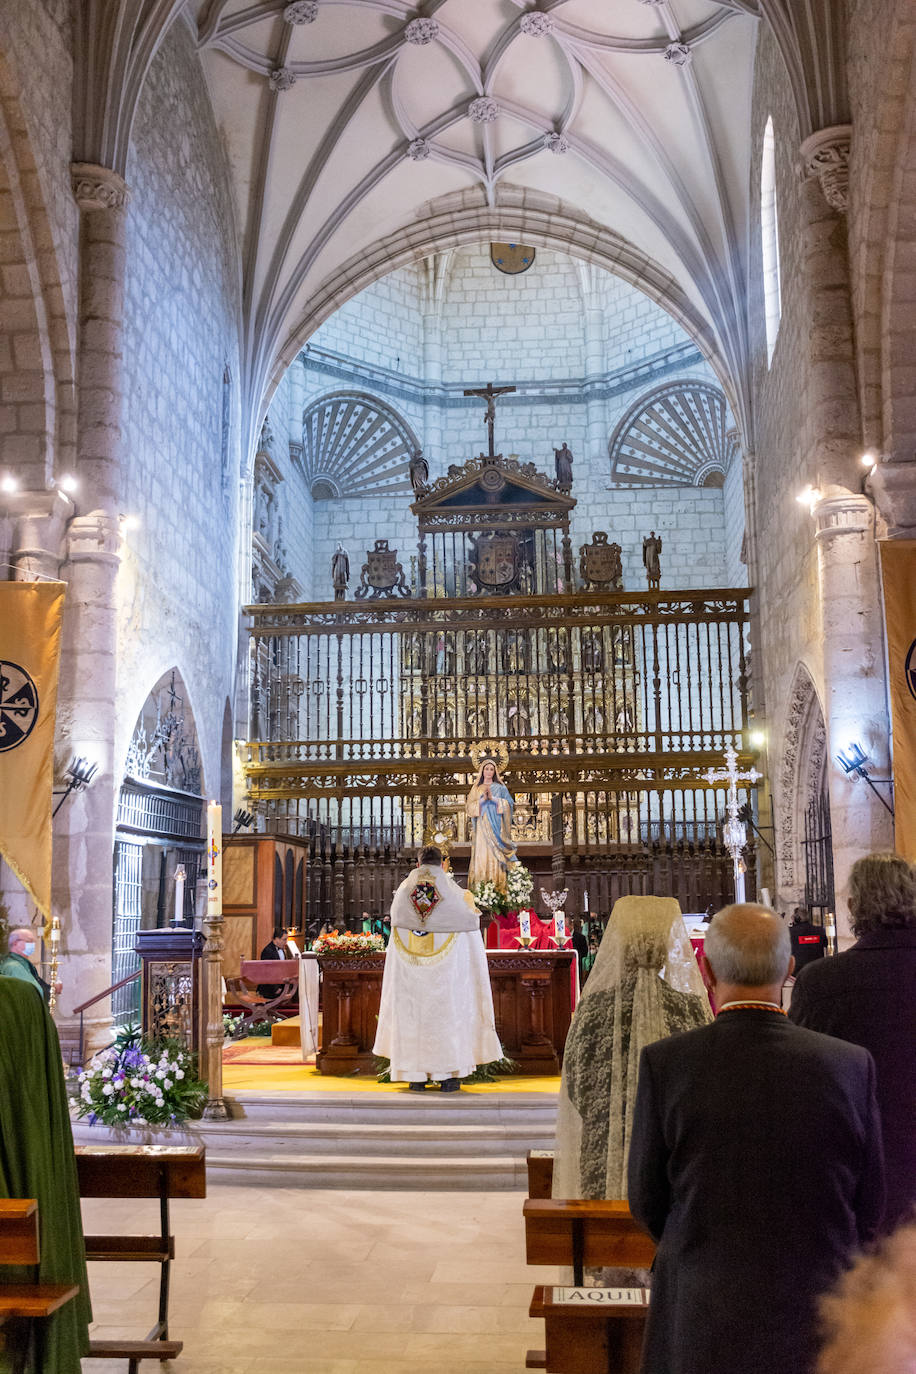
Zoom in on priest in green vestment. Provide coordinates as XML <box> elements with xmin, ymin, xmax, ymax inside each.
<box><xmin>0</xmin><ymin>978</ymin><xmax>91</xmax><ymax>1373</ymax></box>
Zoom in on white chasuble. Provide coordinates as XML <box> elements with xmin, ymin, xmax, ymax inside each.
<box><xmin>373</xmin><ymin>927</ymin><xmax>503</xmax><ymax>1083</ymax></box>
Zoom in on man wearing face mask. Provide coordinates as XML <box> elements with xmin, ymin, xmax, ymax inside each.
<box><xmin>1</xmin><ymin>926</ymin><xmax>56</xmax><ymax>1004</ymax></box>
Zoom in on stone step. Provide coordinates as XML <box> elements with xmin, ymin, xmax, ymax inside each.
<box><xmin>224</xmin><ymin>1090</ymin><xmax>558</xmax><ymax>1128</ymax></box>
<box><xmin>204</xmin><ymin>1151</ymin><xmax>528</xmax><ymax>1191</ymax></box>
<box><xmin>195</xmin><ymin>1118</ymin><xmax>553</xmax><ymax>1157</ymax></box>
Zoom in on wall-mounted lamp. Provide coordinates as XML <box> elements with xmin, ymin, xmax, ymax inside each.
<box><xmin>119</xmin><ymin>514</ymin><xmax>140</xmax><ymax>533</ymax></box>
<box><xmin>52</xmin><ymin>755</ymin><xmax>100</xmax><ymax>816</ymax></box>
<box><xmin>748</xmin><ymin>729</ymin><xmax>766</xmax><ymax>749</ymax></box>
<box><xmin>835</xmin><ymin>742</ymin><xmax>895</xmax><ymax>816</ymax></box>
<box><xmin>860</xmin><ymin>452</ymin><xmax>878</xmax><ymax>469</ymax></box>
<box><xmin>796</xmin><ymin>484</ymin><xmax>820</xmax><ymax>512</ymax></box>
<box><xmin>232</xmin><ymin>808</ymin><xmax>254</xmax><ymax>833</ymax></box>
<box><xmin>58</xmin><ymin>473</ymin><xmax>79</xmax><ymax>494</ymax></box>
<box><xmin>0</xmin><ymin>474</ymin><xmax>18</xmax><ymax>494</ymax></box>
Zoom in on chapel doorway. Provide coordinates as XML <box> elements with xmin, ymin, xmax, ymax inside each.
<box><xmin>112</xmin><ymin>670</ymin><xmax>205</xmax><ymax>1024</ymax></box>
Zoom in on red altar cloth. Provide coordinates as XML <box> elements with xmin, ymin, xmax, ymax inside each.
<box><xmin>486</xmin><ymin>911</ymin><xmax>579</xmax><ymax>1007</ymax></box>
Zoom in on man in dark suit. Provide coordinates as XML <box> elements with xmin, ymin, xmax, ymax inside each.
<box><xmin>257</xmin><ymin>927</ymin><xmax>291</xmax><ymax>997</ymax></box>
<box><xmin>790</xmin><ymin>852</ymin><xmax>916</xmax><ymax>1232</ymax></box>
<box><xmin>628</xmin><ymin>904</ymin><xmax>885</xmax><ymax>1374</ymax></box>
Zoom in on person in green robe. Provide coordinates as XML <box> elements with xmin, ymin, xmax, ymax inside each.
<box><xmin>0</xmin><ymin>979</ymin><xmax>91</xmax><ymax>1374</ymax></box>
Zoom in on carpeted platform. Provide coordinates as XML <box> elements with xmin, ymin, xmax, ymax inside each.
<box><xmin>221</xmin><ymin>1038</ymin><xmax>560</xmax><ymax>1095</ymax></box>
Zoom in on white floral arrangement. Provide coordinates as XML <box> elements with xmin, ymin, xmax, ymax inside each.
<box><xmin>75</xmin><ymin>1028</ymin><xmax>206</xmax><ymax>1128</ymax></box>
<box><xmin>471</xmin><ymin>879</ymin><xmax>504</xmax><ymax>914</ymax></box>
<box><xmin>506</xmin><ymin>863</ymin><xmax>534</xmax><ymax>908</ymax></box>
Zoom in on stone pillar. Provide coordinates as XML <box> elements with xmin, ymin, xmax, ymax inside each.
<box><xmin>6</xmin><ymin>490</ymin><xmax>74</xmax><ymax>580</ymax></box>
<box><xmin>422</xmin><ymin>310</ymin><xmax>443</xmax><ymax>463</ymax></box>
<box><xmin>583</xmin><ymin>305</ymin><xmax>605</xmax><ymax>474</ymax></box>
<box><xmin>54</xmin><ymin>164</ymin><xmax>129</xmax><ymax>1052</ymax></box>
<box><xmin>798</xmin><ymin>132</ymin><xmax>893</xmax><ymax>934</ymax></box>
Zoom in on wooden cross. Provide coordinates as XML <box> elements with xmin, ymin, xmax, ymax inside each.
<box><xmin>463</xmin><ymin>380</ymin><xmax>516</xmax><ymax>457</ymax></box>
<box><xmin>703</xmin><ymin>745</ymin><xmax>761</xmax><ymax>902</ymax></box>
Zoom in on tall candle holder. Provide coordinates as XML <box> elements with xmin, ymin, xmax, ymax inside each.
<box><xmin>541</xmin><ymin>888</ymin><xmax>570</xmax><ymax>948</ymax></box>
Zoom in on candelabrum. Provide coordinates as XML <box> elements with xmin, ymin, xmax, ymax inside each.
<box><xmin>47</xmin><ymin>913</ymin><xmax>61</xmax><ymax>1012</ymax></box>
<box><xmin>540</xmin><ymin>888</ymin><xmax>570</xmax><ymax>947</ymax></box>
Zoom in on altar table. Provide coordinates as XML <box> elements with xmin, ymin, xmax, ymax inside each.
<box><xmin>316</xmin><ymin>949</ymin><xmax>576</xmax><ymax>1077</ymax></box>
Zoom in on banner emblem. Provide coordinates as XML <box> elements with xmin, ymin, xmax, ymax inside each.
<box><xmin>409</xmin><ymin>880</ymin><xmax>441</xmax><ymax>923</ymax></box>
<box><xmin>906</xmin><ymin>638</ymin><xmax>916</xmax><ymax>702</ymax></box>
<box><xmin>0</xmin><ymin>662</ymin><xmax>39</xmax><ymax>751</ymax></box>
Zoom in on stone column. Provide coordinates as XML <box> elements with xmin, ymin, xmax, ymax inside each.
<box><xmin>796</xmin><ymin>130</ymin><xmax>893</xmax><ymax>931</ymax></box>
<box><xmin>583</xmin><ymin>305</ymin><xmax>606</xmax><ymax>474</ymax></box>
<box><xmin>422</xmin><ymin>309</ymin><xmax>443</xmax><ymax>462</ymax></box>
<box><xmin>54</xmin><ymin>164</ymin><xmax>129</xmax><ymax>1053</ymax></box>
<box><xmin>6</xmin><ymin>490</ymin><xmax>74</xmax><ymax>580</ymax></box>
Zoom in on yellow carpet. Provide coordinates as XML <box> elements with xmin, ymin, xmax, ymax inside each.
<box><xmin>221</xmin><ymin>1041</ymin><xmax>559</xmax><ymax>1095</ymax></box>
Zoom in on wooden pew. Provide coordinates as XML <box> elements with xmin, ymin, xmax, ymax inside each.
<box><xmin>527</xmin><ymin>1149</ymin><xmax>554</xmax><ymax>1198</ymax></box>
<box><xmin>0</xmin><ymin>1198</ymin><xmax>82</xmax><ymax>1373</ymax></box>
<box><xmin>76</xmin><ymin>1144</ymin><xmax>206</xmax><ymax>1371</ymax></box>
<box><xmin>523</xmin><ymin>1198</ymin><xmax>655</xmax><ymax>1374</ymax></box>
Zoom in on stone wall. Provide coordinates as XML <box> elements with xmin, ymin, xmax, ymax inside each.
<box><xmin>118</xmin><ymin>22</ymin><xmax>242</xmax><ymax>795</ymax></box>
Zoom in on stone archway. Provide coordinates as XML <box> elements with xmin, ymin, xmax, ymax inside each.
<box><xmin>777</xmin><ymin>662</ymin><xmax>829</xmax><ymax>907</ymax></box>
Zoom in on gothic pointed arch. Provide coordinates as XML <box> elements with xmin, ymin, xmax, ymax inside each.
<box><xmin>608</xmin><ymin>380</ymin><xmax>734</xmax><ymax>488</ymax></box>
<box><xmin>777</xmin><ymin>662</ymin><xmax>829</xmax><ymax>901</ymax></box>
<box><xmin>301</xmin><ymin>391</ymin><xmax>419</xmax><ymax>499</ymax></box>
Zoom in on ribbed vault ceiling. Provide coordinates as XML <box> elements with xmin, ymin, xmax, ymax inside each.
<box><xmin>193</xmin><ymin>0</ymin><xmax>761</xmax><ymax>436</ymax></box>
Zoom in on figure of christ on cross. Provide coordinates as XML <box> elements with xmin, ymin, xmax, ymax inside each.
<box><xmin>463</xmin><ymin>380</ymin><xmax>516</xmax><ymax>457</ymax></box>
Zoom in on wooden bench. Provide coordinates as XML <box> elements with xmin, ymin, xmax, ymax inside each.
<box><xmin>0</xmin><ymin>1198</ymin><xmax>82</xmax><ymax>1371</ymax></box>
<box><xmin>527</xmin><ymin>1149</ymin><xmax>554</xmax><ymax>1199</ymax></box>
<box><xmin>76</xmin><ymin>1144</ymin><xmax>206</xmax><ymax>1372</ymax></box>
<box><xmin>523</xmin><ymin>1198</ymin><xmax>655</xmax><ymax>1373</ymax></box>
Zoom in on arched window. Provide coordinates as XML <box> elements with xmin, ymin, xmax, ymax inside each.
<box><xmin>760</xmin><ymin>117</ymin><xmax>782</xmax><ymax>366</ymax></box>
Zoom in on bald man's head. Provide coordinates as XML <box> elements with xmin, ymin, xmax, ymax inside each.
<box><xmin>704</xmin><ymin>904</ymin><xmax>791</xmax><ymax>988</ymax></box>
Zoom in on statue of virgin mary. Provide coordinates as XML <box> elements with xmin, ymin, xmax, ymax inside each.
<box><xmin>466</xmin><ymin>759</ymin><xmax>518</xmax><ymax>892</ymax></box>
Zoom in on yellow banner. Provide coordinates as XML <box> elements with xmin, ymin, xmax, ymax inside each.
<box><xmin>879</xmin><ymin>541</ymin><xmax>916</xmax><ymax>861</ymax></box>
<box><xmin>0</xmin><ymin>582</ymin><xmax>66</xmax><ymax>918</ymax></box>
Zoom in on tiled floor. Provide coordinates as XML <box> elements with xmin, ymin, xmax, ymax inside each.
<box><xmin>80</xmin><ymin>1184</ymin><xmax>557</xmax><ymax>1373</ymax></box>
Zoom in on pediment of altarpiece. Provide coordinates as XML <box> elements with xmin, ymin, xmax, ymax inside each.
<box><xmin>411</xmin><ymin>454</ymin><xmax>575</xmax><ymax>530</ymax></box>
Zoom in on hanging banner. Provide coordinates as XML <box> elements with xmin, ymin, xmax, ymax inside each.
<box><xmin>879</xmin><ymin>541</ymin><xmax>916</xmax><ymax>861</ymax></box>
<box><xmin>0</xmin><ymin>581</ymin><xmax>66</xmax><ymax>918</ymax></box>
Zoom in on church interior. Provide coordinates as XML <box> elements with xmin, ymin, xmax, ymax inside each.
<box><xmin>1</xmin><ymin>0</ymin><xmax>915</xmax><ymax>1370</ymax></box>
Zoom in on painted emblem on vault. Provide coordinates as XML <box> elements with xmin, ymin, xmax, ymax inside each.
<box><xmin>475</xmin><ymin>534</ymin><xmax>519</xmax><ymax>590</ymax></box>
<box><xmin>355</xmin><ymin>539</ymin><xmax>410</xmax><ymax>599</ymax></box>
<box><xmin>490</xmin><ymin>243</ymin><xmax>536</xmax><ymax>275</ymax></box>
<box><xmin>0</xmin><ymin>661</ymin><xmax>39</xmax><ymax>752</ymax></box>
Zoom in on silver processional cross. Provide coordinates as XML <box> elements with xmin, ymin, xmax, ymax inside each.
<box><xmin>703</xmin><ymin>745</ymin><xmax>760</xmax><ymax>903</ymax></box>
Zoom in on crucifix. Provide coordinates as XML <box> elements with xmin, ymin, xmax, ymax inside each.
<box><xmin>463</xmin><ymin>380</ymin><xmax>516</xmax><ymax>458</ymax></box>
<box><xmin>703</xmin><ymin>744</ymin><xmax>761</xmax><ymax>902</ymax></box>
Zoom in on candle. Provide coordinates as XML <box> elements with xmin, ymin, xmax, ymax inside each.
<box><xmin>174</xmin><ymin>865</ymin><xmax>186</xmax><ymax>925</ymax></box>
<box><xmin>519</xmin><ymin>910</ymin><xmax>531</xmax><ymax>940</ymax></box>
<box><xmin>555</xmin><ymin>913</ymin><xmax>566</xmax><ymax>944</ymax></box>
<box><xmin>583</xmin><ymin>891</ymin><xmax>589</xmax><ymax>912</ymax></box>
<box><xmin>206</xmin><ymin>802</ymin><xmax>222</xmax><ymax>917</ymax></box>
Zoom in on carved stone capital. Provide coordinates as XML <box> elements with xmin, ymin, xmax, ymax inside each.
<box><xmin>800</xmin><ymin>125</ymin><xmax>851</xmax><ymax>213</ymax></box>
<box><xmin>812</xmin><ymin>488</ymin><xmax>872</xmax><ymax>542</ymax></box>
<box><xmin>65</xmin><ymin>510</ymin><xmax>122</xmax><ymax>564</ymax></box>
<box><xmin>4</xmin><ymin>489</ymin><xmax>74</xmax><ymax>579</ymax></box>
<box><xmin>866</xmin><ymin>457</ymin><xmax>916</xmax><ymax>538</ymax></box>
<box><xmin>71</xmin><ymin>163</ymin><xmax>130</xmax><ymax>213</ymax></box>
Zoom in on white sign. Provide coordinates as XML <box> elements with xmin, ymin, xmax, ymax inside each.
<box><xmin>551</xmin><ymin>1287</ymin><xmax>649</xmax><ymax>1307</ymax></box>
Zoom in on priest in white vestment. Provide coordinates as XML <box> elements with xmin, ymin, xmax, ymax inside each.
<box><xmin>373</xmin><ymin>846</ymin><xmax>503</xmax><ymax>1091</ymax></box>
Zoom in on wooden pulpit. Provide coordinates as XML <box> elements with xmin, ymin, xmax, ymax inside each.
<box><xmin>221</xmin><ymin>834</ymin><xmax>308</xmax><ymax>978</ymax></box>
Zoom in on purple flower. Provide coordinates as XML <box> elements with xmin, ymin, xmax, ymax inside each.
<box><xmin>88</xmin><ymin>1112</ymin><xmax>97</xmax><ymax>1125</ymax></box>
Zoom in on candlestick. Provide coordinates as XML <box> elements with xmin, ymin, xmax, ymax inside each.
<box><xmin>583</xmin><ymin>891</ymin><xmax>589</xmax><ymax>912</ymax></box>
<box><xmin>173</xmin><ymin>865</ymin><xmax>187</xmax><ymax>926</ymax></box>
<box><xmin>206</xmin><ymin>802</ymin><xmax>222</xmax><ymax>917</ymax></box>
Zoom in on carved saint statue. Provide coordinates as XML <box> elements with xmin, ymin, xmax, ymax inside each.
<box><xmin>554</xmin><ymin>442</ymin><xmax>574</xmax><ymax>490</ymax></box>
<box><xmin>331</xmin><ymin>543</ymin><xmax>350</xmax><ymax>601</ymax></box>
<box><xmin>408</xmin><ymin>448</ymin><xmax>429</xmax><ymax>496</ymax></box>
<box><xmin>466</xmin><ymin>760</ymin><xmax>518</xmax><ymax>894</ymax></box>
<box><xmin>643</xmin><ymin>530</ymin><xmax>663</xmax><ymax>589</ymax></box>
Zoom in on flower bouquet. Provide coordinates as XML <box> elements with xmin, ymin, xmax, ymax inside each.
<box><xmin>471</xmin><ymin>864</ymin><xmax>534</xmax><ymax>917</ymax></box>
<box><xmin>312</xmin><ymin>930</ymin><xmax>385</xmax><ymax>955</ymax></box>
<box><xmin>75</xmin><ymin>1025</ymin><xmax>206</xmax><ymax>1131</ymax></box>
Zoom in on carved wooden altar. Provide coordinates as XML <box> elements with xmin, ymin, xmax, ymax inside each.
<box><xmin>136</xmin><ymin>928</ymin><xmax>204</xmax><ymax>1051</ymax></box>
<box><xmin>315</xmin><ymin>949</ymin><xmax>575</xmax><ymax>1077</ymax></box>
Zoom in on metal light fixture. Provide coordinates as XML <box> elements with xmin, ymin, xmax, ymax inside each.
<box><xmin>52</xmin><ymin>755</ymin><xmax>99</xmax><ymax>816</ymax></box>
<box><xmin>835</xmin><ymin>742</ymin><xmax>895</xmax><ymax>816</ymax></box>
<box><xmin>232</xmin><ymin>808</ymin><xmax>255</xmax><ymax>833</ymax></box>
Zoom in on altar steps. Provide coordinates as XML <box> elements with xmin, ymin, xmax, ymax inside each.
<box><xmin>198</xmin><ymin>1090</ymin><xmax>558</xmax><ymax>1190</ymax></box>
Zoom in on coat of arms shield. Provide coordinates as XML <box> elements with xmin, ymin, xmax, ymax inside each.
<box><xmin>579</xmin><ymin>532</ymin><xmax>623</xmax><ymax>590</ymax></box>
<box><xmin>477</xmin><ymin>534</ymin><xmax>519</xmax><ymax>590</ymax></box>
<box><xmin>355</xmin><ymin>539</ymin><xmax>409</xmax><ymax>599</ymax></box>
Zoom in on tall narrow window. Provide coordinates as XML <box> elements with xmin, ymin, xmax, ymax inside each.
<box><xmin>760</xmin><ymin>117</ymin><xmax>782</xmax><ymax>366</ymax></box>
<box><xmin>221</xmin><ymin>364</ymin><xmax>232</xmax><ymax>500</ymax></box>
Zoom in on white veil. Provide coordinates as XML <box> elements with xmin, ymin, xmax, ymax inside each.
<box><xmin>553</xmin><ymin>895</ymin><xmax>712</xmax><ymax>1201</ymax></box>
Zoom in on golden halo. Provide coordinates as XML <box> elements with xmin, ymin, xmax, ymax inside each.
<box><xmin>469</xmin><ymin>739</ymin><xmax>510</xmax><ymax>780</ymax></box>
